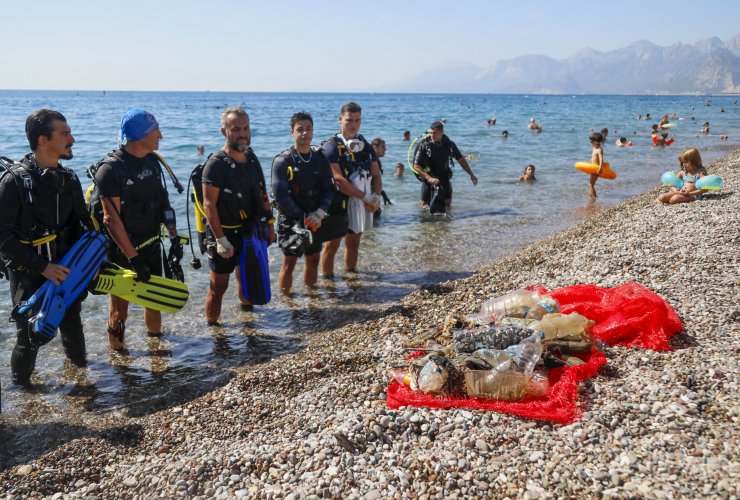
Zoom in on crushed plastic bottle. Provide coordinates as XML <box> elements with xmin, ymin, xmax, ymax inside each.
<box><xmin>464</xmin><ymin>369</ymin><xmax>527</xmax><ymax>401</ymax></box>
<box><xmin>471</xmin><ymin>349</ymin><xmax>515</xmax><ymax>371</ymax></box>
<box><xmin>453</xmin><ymin>325</ymin><xmax>535</xmax><ymax>353</ymax></box>
<box><xmin>480</xmin><ymin>289</ymin><xmax>541</xmax><ymax>322</ymax></box>
<box><xmin>390</xmin><ymin>368</ymin><xmax>416</xmax><ymax>389</ymax></box>
<box><xmin>525</xmin><ymin>296</ymin><xmax>561</xmax><ymax>320</ymax></box>
<box><xmin>416</xmin><ymin>356</ymin><xmax>449</xmax><ymax>393</ymax></box>
<box><xmin>504</xmin><ymin>332</ymin><xmax>542</xmax><ymax>375</ymax></box>
<box><xmin>525</xmin><ymin>371</ymin><xmax>550</xmax><ymax>397</ymax></box>
<box><xmin>530</xmin><ymin>312</ymin><xmax>595</xmax><ymax>342</ymax></box>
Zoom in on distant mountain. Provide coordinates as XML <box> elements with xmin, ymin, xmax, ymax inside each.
<box><xmin>389</xmin><ymin>35</ymin><xmax>740</xmax><ymax>94</ymax></box>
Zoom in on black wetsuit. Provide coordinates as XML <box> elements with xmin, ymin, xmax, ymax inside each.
<box><xmin>271</xmin><ymin>146</ymin><xmax>334</xmax><ymax>256</ymax></box>
<box><xmin>318</xmin><ymin>135</ymin><xmax>377</xmax><ymax>241</ymax></box>
<box><xmin>201</xmin><ymin>150</ymin><xmax>271</xmax><ymax>273</ymax></box>
<box><xmin>94</xmin><ymin>149</ymin><xmax>175</xmax><ymax>275</ymax></box>
<box><xmin>0</xmin><ymin>154</ymin><xmax>93</xmax><ymax>384</ymax></box>
<box><xmin>414</xmin><ymin>135</ymin><xmax>462</xmax><ymax>204</ymax></box>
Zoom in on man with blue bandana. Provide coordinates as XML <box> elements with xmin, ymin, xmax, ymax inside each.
<box><xmin>93</xmin><ymin>108</ymin><xmax>178</xmax><ymax>350</ymax></box>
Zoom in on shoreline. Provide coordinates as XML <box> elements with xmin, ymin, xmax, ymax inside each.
<box><xmin>1</xmin><ymin>149</ymin><xmax>738</xmax><ymax>497</ymax></box>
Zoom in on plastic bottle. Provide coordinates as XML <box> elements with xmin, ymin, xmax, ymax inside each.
<box><xmin>416</xmin><ymin>358</ymin><xmax>448</xmax><ymax>393</ymax></box>
<box><xmin>504</xmin><ymin>332</ymin><xmax>542</xmax><ymax>375</ymax></box>
<box><xmin>525</xmin><ymin>371</ymin><xmax>550</xmax><ymax>397</ymax></box>
<box><xmin>390</xmin><ymin>368</ymin><xmax>415</xmax><ymax>389</ymax></box>
<box><xmin>480</xmin><ymin>289</ymin><xmax>542</xmax><ymax>322</ymax></box>
<box><xmin>471</xmin><ymin>349</ymin><xmax>515</xmax><ymax>371</ymax></box>
<box><xmin>530</xmin><ymin>312</ymin><xmax>595</xmax><ymax>342</ymax></box>
<box><xmin>524</xmin><ymin>296</ymin><xmax>561</xmax><ymax>320</ymax></box>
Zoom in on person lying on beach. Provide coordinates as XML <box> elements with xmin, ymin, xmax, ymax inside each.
<box><xmin>519</xmin><ymin>164</ymin><xmax>536</xmax><ymax>182</ymax></box>
<box><xmin>657</xmin><ymin>148</ymin><xmax>708</xmax><ymax>205</ymax></box>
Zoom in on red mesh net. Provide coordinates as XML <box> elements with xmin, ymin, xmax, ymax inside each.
<box><xmin>387</xmin><ymin>350</ymin><xmax>606</xmax><ymax>424</ymax></box>
<box><xmin>386</xmin><ymin>281</ymin><xmax>681</xmax><ymax>422</ymax></box>
<box><xmin>539</xmin><ymin>281</ymin><xmax>682</xmax><ymax>351</ymax></box>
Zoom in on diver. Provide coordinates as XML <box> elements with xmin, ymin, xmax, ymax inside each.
<box><xmin>412</xmin><ymin>121</ymin><xmax>477</xmax><ymax>209</ymax></box>
<box><xmin>201</xmin><ymin>107</ymin><xmax>274</xmax><ymax>324</ymax></box>
<box><xmin>0</xmin><ymin>109</ymin><xmax>95</xmax><ymax>385</ymax></box>
<box><xmin>371</xmin><ymin>137</ymin><xmax>393</xmax><ymax>218</ymax></box>
<box><xmin>318</xmin><ymin>102</ymin><xmax>382</xmax><ymax>276</ymax></box>
<box><xmin>271</xmin><ymin>111</ymin><xmax>334</xmax><ymax>293</ymax></box>
<box><xmin>93</xmin><ymin>109</ymin><xmax>179</xmax><ymax>350</ymax></box>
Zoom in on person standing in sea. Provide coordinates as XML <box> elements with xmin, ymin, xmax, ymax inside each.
<box><xmin>93</xmin><ymin>109</ymin><xmax>179</xmax><ymax>350</ymax></box>
<box><xmin>0</xmin><ymin>109</ymin><xmax>94</xmax><ymax>386</ymax></box>
<box><xmin>318</xmin><ymin>102</ymin><xmax>381</xmax><ymax>277</ymax></box>
<box><xmin>412</xmin><ymin>121</ymin><xmax>477</xmax><ymax>209</ymax></box>
<box><xmin>271</xmin><ymin>111</ymin><xmax>334</xmax><ymax>293</ymax></box>
<box><xmin>201</xmin><ymin>107</ymin><xmax>274</xmax><ymax>324</ymax></box>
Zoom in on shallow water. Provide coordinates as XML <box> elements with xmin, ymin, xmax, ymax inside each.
<box><xmin>0</xmin><ymin>91</ymin><xmax>738</xmax><ymax>426</ymax></box>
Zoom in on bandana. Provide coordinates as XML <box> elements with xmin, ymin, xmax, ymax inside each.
<box><xmin>120</xmin><ymin>108</ymin><xmax>159</xmax><ymax>143</ymax></box>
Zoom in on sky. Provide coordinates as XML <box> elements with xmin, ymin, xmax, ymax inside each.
<box><xmin>1</xmin><ymin>0</ymin><xmax>739</xmax><ymax>92</ymax></box>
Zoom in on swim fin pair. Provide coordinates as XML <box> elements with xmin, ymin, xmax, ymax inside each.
<box><xmin>239</xmin><ymin>226</ymin><xmax>271</xmax><ymax>306</ymax></box>
<box><xmin>15</xmin><ymin>231</ymin><xmax>108</xmax><ymax>346</ymax></box>
<box><xmin>91</xmin><ymin>263</ymin><xmax>189</xmax><ymax>313</ymax></box>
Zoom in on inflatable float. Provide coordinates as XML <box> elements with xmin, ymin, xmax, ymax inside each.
<box><xmin>574</xmin><ymin>162</ymin><xmax>617</xmax><ymax>180</ymax></box>
<box><xmin>661</xmin><ymin>171</ymin><xmax>684</xmax><ymax>189</ymax></box>
<box><xmin>615</xmin><ymin>138</ymin><xmax>633</xmax><ymax>147</ymax></box>
<box><xmin>695</xmin><ymin>175</ymin><xmax>724</xmax><ymax>191</ymax></box>
<box><xmin>652</xmin><ymin>135</ymin><xmax>675</xmax><ymax>146</ymax></box>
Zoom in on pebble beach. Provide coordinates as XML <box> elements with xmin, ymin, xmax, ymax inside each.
<box><xmin>1</xmin><ymin>149</ymin><xmax>739</xmax><ymax>498</ymax></box>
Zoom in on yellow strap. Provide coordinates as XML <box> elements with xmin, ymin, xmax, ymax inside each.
<box><xmin>287</xmin><ymin>165</ymin><xmax>294</xmax><ymax>182</ymax></box>
<box><xmin>20</xmin><ymin>234</ymin><xmax>57</xmax><ymax>247</ymax></box>
<box><xmin>222</xmin><ymin>224</ymin><xmax>242</xmax><ymax>230</ymax></box>
<box><xmin>135</xmin><ymin>234</ymin><xmax>161</xmax><ymax>250</ymax></box>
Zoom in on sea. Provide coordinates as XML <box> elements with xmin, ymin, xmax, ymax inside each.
<box><xmin>0</xmin><ymin>90</ymin><xmax>737</xmax><ymax>428</ymax></box>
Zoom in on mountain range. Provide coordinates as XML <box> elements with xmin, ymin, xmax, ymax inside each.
<box><xmin>388</xmin><ymin>35</ymin><xmax>740</xmax><ymax>94</ymax></box>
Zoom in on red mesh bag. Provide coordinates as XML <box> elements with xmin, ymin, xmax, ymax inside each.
<box><xmin>387</xmin><ymin>350</ymin><xmax>606</xmax><ymax>424</ymax></box>
<box><xmin>540</xmin><ymin>281</ymin><xmax>682</xmax><ymax>351</ymax></box>
<box><xmin>386</xmin><ymin>282</ymin><xmax>680</xmax><ymax>422</ymax></box>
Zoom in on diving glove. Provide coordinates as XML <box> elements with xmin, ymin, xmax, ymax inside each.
<box><xmin>128</xmin><ymin>254</ymin><xmax>151</xmax><ymax>282</ymax></box>
<box><xmin>216</xmin><ymin>236</ymin><xmax>234</xmax><ymax>258</ymax></box>
<box><xmin>305</xmin><ymin>209</ymin><xmax>326</xmax><ymax>232</ymax></box>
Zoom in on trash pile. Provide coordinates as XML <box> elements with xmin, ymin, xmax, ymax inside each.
<box><xmin>389</xmin><ymin>289</ymin><xmax>600</xmax><ymax>402</ymax></box>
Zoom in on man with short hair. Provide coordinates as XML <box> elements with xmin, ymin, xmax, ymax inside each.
<box><xmin>272</xmin><ymin>111</ymin><xmax>334</xmax><ymax>292</ymax></box>
<box><xmin>94</xmin><ymin>108</ymin><xmax>178</xmax><ymax>349</ymax></box>
<box><xmin>202</xmin><ymin>107</ymin><xmax>274</xmax><ymax>324</ymax></box>
<box><xmin>370</xmin><ymin>137</ymin><xmax>392</xmax><ymax>216</ymax></box>
<box><xmin>319</xmin><ymin>102</ymin><xmax>381</xmax><ymax>276</ymax></box>
<box><xmin>412</xmin><ymin>121</ymin><xmax>477</xmax><ymax>209</ymax></box>
<box><xmin>0</xmin><ymin>109</ymin><xmax>94</xmax><ymax>385</ymax></box>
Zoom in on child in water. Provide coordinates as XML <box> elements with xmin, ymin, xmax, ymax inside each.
<box><xmin>520</xmin><ymin>164</ymin><xmax>536</xmax><ymax>182</ymax></box>
<box><xmin>657</xmin><ymin>148</ymin><xmax>707</xmax><ymax>204</ymax></box>
<box><xmin>588</xmin><ymin>132</ymin><xmax>604</xmax><ymax>198</ymax></box>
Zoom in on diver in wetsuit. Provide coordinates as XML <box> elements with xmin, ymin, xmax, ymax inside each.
<box><xmin>94</xmin><ymin>108</ymin><xmax>178</xmax><ymax>350</ymax></box>
<box><xmin>271</xmin><ymin>111</ymin><xmax>334</xmax><ymax>293</ymax></box>
<box><xmin>0</xmin><ymin>109</ymin><xmax>94</xmax><ymax>386</ymax></box>
<box><xmin>413</xmin><ymin>121</ymin><xmax>477</xmax><ymax>209</ymax></box>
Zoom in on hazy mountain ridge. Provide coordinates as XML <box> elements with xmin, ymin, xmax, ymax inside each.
<box><xmin>390</xmin><ymin>35</ymin><xmax>740</xmax><ymax>94</ymax></box>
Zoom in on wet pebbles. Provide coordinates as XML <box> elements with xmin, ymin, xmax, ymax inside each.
<box><xmin>1</xmin><ymin>150</ymin><xmax>739</xmax><ymax>497</ymax></box>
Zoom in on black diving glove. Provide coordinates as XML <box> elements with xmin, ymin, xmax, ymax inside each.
<box><xmin>128</xmin><ymin>254</ymin><xmax>151</xmax><ymax>282</ymax></box>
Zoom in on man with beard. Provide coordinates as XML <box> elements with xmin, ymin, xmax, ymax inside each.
<box><xmin>202</xmin><ymin>107</ymin><xmax>274</xmax><ymax>324</ymax></box>
<box><xmin>0</xmin><ymin>109</ymin><xmax>94</xmax><ymax>385</ymax></box>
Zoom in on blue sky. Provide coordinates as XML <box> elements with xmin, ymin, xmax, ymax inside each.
<box><xmin>2</xmin><ymin>0</ymin><xmax>738</xmax><ymax>92</ymax></box>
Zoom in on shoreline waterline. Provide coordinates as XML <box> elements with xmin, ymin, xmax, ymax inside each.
<box><xmin>1</xmin><ymin>148</ymin><xmax>737</xmax><ymax>496</ymax></box>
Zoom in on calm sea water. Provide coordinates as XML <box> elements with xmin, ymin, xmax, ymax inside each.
<box><xmin>0</xmin><ymin>91</ymin><xmax>737</xmax><ymax>428</ymax></box>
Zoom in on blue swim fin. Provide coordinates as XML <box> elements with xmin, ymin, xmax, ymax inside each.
<box><xmin>16</xmin><ymin>231</ymin><xmax>108</xmax><ymax>346</ymax></box>
<box><xmin>239</xmin><ymin>226</ymin><xmax>271</xmax><ymax>306</ymax></box>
